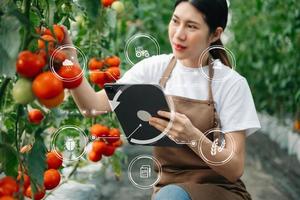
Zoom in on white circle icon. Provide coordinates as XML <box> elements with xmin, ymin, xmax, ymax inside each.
<box><xmin>198</xmin><ymin>45</ymin><xmax>236</xmax><ymax>82</ymax></box>
<box><xmin>128</xmin><ymin>155</ymin><xmax>162</xmax><ymax>190</ymax></box>
<box><xmin>124</xmin><ymin>33</ymin><xmax>160</xmax><ymax>66</ymax></box>
<box><xmin>50</xmin><ymin>125</ymin><xmax>88</xmax><ymax>162</ymax></box>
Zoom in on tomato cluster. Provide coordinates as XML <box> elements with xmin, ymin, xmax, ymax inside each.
<box><xmin>88</xmin><ymin>124</ymin><xmax>122</xmax><ymax>162</ymax></box>
<box><xmin>23</xmin><ymin>151</ymin><xmax>62</xmax><ymax>200</ymax></box>
<box><xmin>88</xmin><ymin>55</ymin><xmax>121</xmax><ymax>88</ymax></box>
<box><xmin>0</xmin><ymin>151</ymin><xmax>62</xmax><ymax>200</ymax></box>
<box><xmin>0</xmin><ymin>176</ymin><xmax>19</xmax><ymax>200</ymax></box>
<box><xmin>13</xmin><ymin>25</ymin><xmax>83</xmax><ymax>109</ymax></box>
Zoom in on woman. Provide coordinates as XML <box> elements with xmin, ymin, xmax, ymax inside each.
<box><xmin>64</xmin><ymin>0</ymin><xmax>261</xmax><ymax>199</ymax></box>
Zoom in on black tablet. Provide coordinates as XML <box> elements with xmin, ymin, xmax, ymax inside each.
<box><xmin>104</xmin><ymin>83</ymin><xmax>182</xmax><ymax>147</ymax></box>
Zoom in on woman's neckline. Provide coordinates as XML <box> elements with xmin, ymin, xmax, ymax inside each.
<box><xmin>176</xmin><ymin>59</ymin><xmax>209</xmax><ymax>72</ymax></box>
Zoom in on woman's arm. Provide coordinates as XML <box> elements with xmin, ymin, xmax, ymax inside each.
<box><xmin>70</xmin><ymin>78</ymin><xmax>111</xmax><ymax>117</ymax></box>
<box><xmin>149</xmin><ymin>111</ymin><xmax>245</xmax><ymax>183</ymax></box>
<box><xmin>187</xmin><ymin>130</ymin><xmax>245</xmax><ymax>183</ymax></box>
<box><xmin>60</xmin><ymin>27</ymin><xmax>111</xmax><ymax>117</ymax></box>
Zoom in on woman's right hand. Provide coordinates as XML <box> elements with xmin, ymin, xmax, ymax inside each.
<box><xmin>58</xmin><ymin>25</ymin><xmax>79</xmax><ymax>64</ymax></box>
<box><xmin>60</xmin><ymin>25</ymin><xmax>73</xmax><ymax>46</ymax></box>
<box><xmin>58</xmin><ymin>25</ymin><xmax>112</xmax><ymax>117</ymax></box>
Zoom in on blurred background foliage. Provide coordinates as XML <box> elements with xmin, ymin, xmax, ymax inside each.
<box><xmin>229</xmin><ymin>0</ymin><xmax>300</xmax><ymax>120</ymax></box>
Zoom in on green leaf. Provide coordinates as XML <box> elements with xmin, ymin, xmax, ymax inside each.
<box><xmin>78</xmin><ymin>0</ymin><xmax>100</xmax><ymax>22</ymax></box>
<box><xmin>48</xmin><ymin>0</ymin><xmax>57</xmax><ymax>26</ymax></box>
<box><xmin>9</xmin><ymin>9</ymin><xmax>30</xmax><ymax>27</ymax></box>
<box><xmin>0</xmin><ymin>143</ymin><xmax>18</xmax><ymax>177</ymax></box>
<box><xmin>63</xmin><ymin>18</ymin><xmax>71</xmax><ymax>29</ymax></box>
<box><xmin>0</xmin><ymin>46</ymin><xmax>16</xmax><ymax>78</ymax></box>
<box><xmin>109</xmin><ymin>150</ymin><xmax>124</xmax><ymax>178</ymax></box>
<box><xmin>295</xmin><ymin>90</ymin><xmax>300</xmax><ymax>103</ymax></box>
<box><xmin>0</xmin><ymin>15</ymin><xmax>21</xmax><ymax>59</ymax></box>
<box><xmin>3</xmin><ymin>112</ymin><xmax>17</xmax><ymax>135</ymax></box>
<box><xmin>106</xmin><ymin>9</ymin><xmax>117</xmax><ymax>29</ymax></box>
<box><xmin>0</xmin><ymin>0</ymin><xmax>10</xmax><ymax>9</ymax></box>
<box><xmin>27</xmin><ymin>134</ymin><xmax>47</xmax><ymax>192</ymax></box>
<box><xmin>29</xmin><ymin>8</ymin><xmax>41</xmax><ymax>27</ymax></box>
<box><xmin>0</xmin><ymin>14</ymin><xmax>21</xmax><ymax>77</ymax></box>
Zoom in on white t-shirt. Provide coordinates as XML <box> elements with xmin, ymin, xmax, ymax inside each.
<box><xmin>118</xmin><ymin>54</ymin><xmax>261</xmax><ymax>137</ymax></box>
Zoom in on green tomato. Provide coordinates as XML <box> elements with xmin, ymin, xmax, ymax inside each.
<box><xmin>12</xmin><ymin>78</ymin><xmax>35</xmax><ymax>105</ymax></box>
<box><xmin>111</xmin><ymin>1</ymin><xmax>124</xmax><ymax>14</ymax></box>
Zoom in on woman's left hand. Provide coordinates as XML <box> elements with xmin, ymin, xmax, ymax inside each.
<box><xmin>149</xmin><ymin>110</ymin><xmax>199</xmax><ymax>143</ymax></box>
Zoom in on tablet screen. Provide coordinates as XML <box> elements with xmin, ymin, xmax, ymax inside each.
<box><xmin>104</xmin><ymin>83</ymin><xmax>182</xmax><ymax>147</ymax></box>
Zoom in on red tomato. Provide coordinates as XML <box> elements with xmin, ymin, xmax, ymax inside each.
<box><xmin>105</xmin><ymin>55</ymin><xmax>120</xmax><ymax>66</ymax></box>
<box><xmin>90</xmin><ymin>124</ymin><xmax>110</xmax><ymax>138</ymax></box>
<box><xmin>44</xmin><ymin>169</ymin><xmax>61</xmax><ymax>190</ymax></box>
<box><xmin>103</xmin><ymin>144</ymin><xmax>116</xmax><ymax>157</ymax></box>
<box><xmin>24</xmin><ymin>186</ymin><xmax>45</xmax><ymax>200</ymax></box>
<box><xmin>28</xmin><ymin>109</ymin><xmax>44</xmax><ymax>124</ymax></box>
<box><xmin>16</xmin><ymin>51</ymin><xmax>46</xmax><ymax>78</ymax></box>
<box><xmin>0</xmin><ymin>196</ymin><xmax>15</xmax><ymax>200</ymax></box>
<box><xmin>89</xmin><ymin>71</ymin><xmax>107</xmax><ymax>86</ymax></box>
<box><xmin>49</xmin><ymin>50</ymin><xmax>67</xmax><ymax>69</ymax></box>
<box><xmin>102</xmin><ymin>0</ymin><xmax>115</xmax><ymax>7</ymax></box>
<box><xmin>32</xmin><ymin>71</ymin><xmax>64</xmax><ymax>99</ymax></box>
<box><xmin>17</xmin><ymin>172</ymin><xmax>31</xmax><ymax>190</ymax></box>
<box><xmin>92</xmin><ymin>141</ymin><xmax>106</xmax><ymax>155</ymax></box>
<box><xmin>88</xmin><ymin>58</ymin><xmax>104</xmax><ymax>70</ymax></box>
<box><xmin>38</xmin><ymin>90</ymin><xmax>65</xmax><ymax>109</ymax></box>
<box><xmin>46</xmin><ymin>151</ymin><xmax>63</xmax><ymax>169</ymax></box>
<box><xmin>43</xmin><ymin>24</ymin><xmax>65</xmax><ymax>43</ymax></box>
<box><xmin>106</xmin><ymin>128</ymin><xmax>120</xmax><ymax>144</ymax></box>
<box><xmin>112</xmin><ymin>139</ymin><xmax>123</xmax><ymax>148</ymax></box>
<box><xmin>106</xmin><ymin>67</ymin><xmax>120</xmax><ymax>82</ymax></box>
<box><xmin>57</xmin><ymin>65</ymin><xmax>83</xmax><ymax>89</ymax></box>
<box><xmin>88</xmin><ymin>150</ymin><xmax>102</xmax><ymax>162</ymax></box>
<box><xmin>0</xmin><ymin>177</ymin><xmax>18</xmax><ymax>197</ymax></box>
<box><xmin>38</xmin><ymin>35</ymin><xmax>56</xmax><ymax>49</ymax></box>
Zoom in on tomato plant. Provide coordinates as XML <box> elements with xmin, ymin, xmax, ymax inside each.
<box><xmin>0</xmin><ymin>0</ymin><xmax>141</xmax><ymax>199</ymax></box>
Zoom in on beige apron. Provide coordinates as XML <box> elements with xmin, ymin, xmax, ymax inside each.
<box><xmin>152</xmin><ymin>57</ymin><xmax>251</xmax><ymax>200</ymax></box>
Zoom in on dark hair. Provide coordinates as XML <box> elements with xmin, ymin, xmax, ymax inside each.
<box><xmin>174</xmin><ymin>0</ymin><xmax>231</xmax><ymax>67</ymax></box>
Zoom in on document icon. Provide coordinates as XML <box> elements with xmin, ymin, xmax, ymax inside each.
<box><xmin>140</xmin><ymin>165</ymin><xmax>151</xmax><ymax>178</ymax></box>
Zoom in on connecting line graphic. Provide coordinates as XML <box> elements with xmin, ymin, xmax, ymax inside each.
<box><xmin>91</xmin><ymin>110</ymin><xmax>108</xmax><ymax>115</ymax></box>
<box><xmin>168</xmin><ymin>135</ymin><xmax>198</xmax><ymax>147</ymax></box>
<box><xmin>127</xmin><ymin>124</ymin><xmax>142</xmax><ymax>139</ymax></box>
<box><xmin>82</xmin><ymin>110</ymin><xmax>108</xmax><ymax>116</ymax></box>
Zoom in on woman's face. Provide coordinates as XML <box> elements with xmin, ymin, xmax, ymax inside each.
<box><xmin>168</xmin><ymin>2</ymin><xmax>213</xmax><ymax>66</ymax></box>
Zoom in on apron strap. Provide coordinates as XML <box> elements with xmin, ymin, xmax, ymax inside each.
<box><xmin>208</xmin><ymin>58</ymin><xmax>215</xmax><ymax>104</ymax></box>
<box><xmin>207</xmin><ymin>57</ymin><xmax>222</xmax><ymax>131</ymax></box>
<box><xmin>159</xmin><ymin>56</ymin><xmax>177</xmax><ymax>88</ymax></box>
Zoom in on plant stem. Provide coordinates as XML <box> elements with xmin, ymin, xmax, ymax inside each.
<box><xmin>43</xmin><ymin>159</ymin><xmax>81</xmax><ymax>198</ymax></box>
<box><xmin>15</xmin><ymin>104</ymin><xmax>23</xmax><ymax>153</ymax></box>
<box><xmin>0</xmin><ymin>77</ymin><xmax>11</xmax><ymax>110</ymax></box>
<box><xmin>67</xmin><ymin>159</ymin><xmax>81</xmax><ymax>179</ymax></box>
<box><xmin>21</xmin><ymin>0</ymin><xmax>32</xmax><ymax>50</ymax></box>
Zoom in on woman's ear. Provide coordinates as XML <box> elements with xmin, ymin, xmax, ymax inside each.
<box><xmin>209</xmin><ymin>27</ymin><xmax>223</xmax><ymax>44</ymax></box>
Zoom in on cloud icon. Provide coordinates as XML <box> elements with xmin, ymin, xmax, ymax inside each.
<box><xmin>62</xmin><ymin>59</ymin><xmax>74</xmax><ymax>66</ymax></box>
